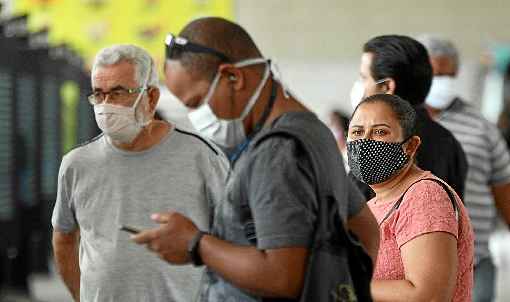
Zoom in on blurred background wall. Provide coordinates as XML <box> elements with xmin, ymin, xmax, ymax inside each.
<box><xmin>152</xmin><ymin>0</ymin><xmax>510</xmax><ymax>126</ymax></box>
<box><xmin>3</xmin><ymin>0</ymin><xmax>509</xmax><ymax>122</ymax></box>
<box><xmin>235</xmin><ymin>0</ymin><xmax>509</xmax><ymax>118</ymax></box>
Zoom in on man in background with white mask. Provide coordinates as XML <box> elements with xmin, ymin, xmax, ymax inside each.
<box><xmin>132</xmin><ymin>17</ymin><xmax>380</xmax><ymax>301</ymax></box>
<box><xmin>348</xmin><ymin>35</ymin><xmax>468</xmax><ymax>201</ymax></box>
<box><xmin>419</xmin><ymin>35</ymin><xmax>510</xmax><ymax>302</ymax></box>
<box><xmin>51</xmin><ymin>44</ymin><xmax>228</xmax><ymax>302</ymax></box>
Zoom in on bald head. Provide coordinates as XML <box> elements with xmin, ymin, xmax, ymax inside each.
<box><xmin>170</xmin><ymin>17</ymin><xmax>262</xmax><ymax>81</ymax></box>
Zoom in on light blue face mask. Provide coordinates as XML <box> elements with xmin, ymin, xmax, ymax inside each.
<box><xmin>187</xmin><ymin>58</ymin><xmax>270</xmax><ymax>149</ymax></box>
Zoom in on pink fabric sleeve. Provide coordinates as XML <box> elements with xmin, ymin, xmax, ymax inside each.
<box><xmin>393</xmin><ymin>180</ymin><xmax>459</xmax><ymax>248</ymax></box>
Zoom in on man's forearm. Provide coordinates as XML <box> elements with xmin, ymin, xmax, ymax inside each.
<box><xmin>53</xmin><ymin>231</ymin><xmax>81</xmax><ymax>301</ymax></box>
<box><xmin>371</xmin><ymin>279</ymin><xmax>422</xmax><ymax>302</ymax></box>
<box><xmin>371</xmin><ymin>277</ymin><xmax>456</xmax><ymax>302</ymax></box>
<box><xmin>492</xmin><ymin>182</ymin><xmax>510</xmax><ymax>227</ymax></box>
<box><xmin>198</xmin><ymin>235</ymin><xmax>307</xmax><ymax>298</ymax></box>
<box><xmin>348</xmin><ymin>205</ymin><xmax>380</xmax><ymax>265</ymax></box>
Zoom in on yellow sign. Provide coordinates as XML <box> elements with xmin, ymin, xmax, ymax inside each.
<box><xmin>15</xmin><ymin>0</ymin><xmax>234</xmax><ymax>68</ymax></box>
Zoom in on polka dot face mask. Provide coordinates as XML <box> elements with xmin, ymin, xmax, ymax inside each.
<box><xmin>347</xmin><ymin>138</ymin><xmax>410</xmax><ymax>185</ymax></box>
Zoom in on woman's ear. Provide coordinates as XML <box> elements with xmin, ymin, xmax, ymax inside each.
<box><xmin>404</xmin><ymin>135</ymin><xmax>421</xmax><ymax>158</ymax></box>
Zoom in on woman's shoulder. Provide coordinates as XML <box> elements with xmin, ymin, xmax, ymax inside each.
<box><xmin>394</xmin><ymin>172</ymin><xmax>460</xmax><ymax>246</ymax></box>
<box><xmin>401</xmin><ymin>172</ymin><xmax>457</xmax><ymax>211</ymax></box>
<box><xmin>405</xmin><ymin>172</ymin><xmax>450</xmax><ymax>195</ymax></box>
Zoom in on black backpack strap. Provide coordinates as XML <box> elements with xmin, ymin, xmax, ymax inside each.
<box><xmin>423</xmin><ymin>178</ymin><xmax>459</xmax><ymax>220</ymax></box>
<box><xmin>379</xmin><ymin>178</ymin><xmax>458</xmax><ymax>226</ymax></box>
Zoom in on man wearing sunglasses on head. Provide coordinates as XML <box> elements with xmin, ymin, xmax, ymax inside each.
<box><xmin>51</xmin><ymin>44</ymin><xmax>228</xmax><ymax>302</ymax></box>
<box><xmin>132</xmin><ymin>17</ymin><xmax>380</xmax><ymax>301</ymax></box>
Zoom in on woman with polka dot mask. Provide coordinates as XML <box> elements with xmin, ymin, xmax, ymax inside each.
<box><xmin>347</xmin><ymin>94</ymin><xmax>474</xmax><ymax>302</ymax></box>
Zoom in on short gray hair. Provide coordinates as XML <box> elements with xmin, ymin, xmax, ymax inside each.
<box><xmin>91</xmin><ymin>44</ymin><xmax>158</xmax><ymax>87</ymax></box>
<box><xmin>417</xmin><ymin>34</ymin><xmax>459</xmax><ymax>68</ymax></box>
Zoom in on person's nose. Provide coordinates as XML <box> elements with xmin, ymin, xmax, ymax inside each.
<box><xmin>103</xmin><ymin>92</ymin><xmax>113</xmax><ymax>104</ymax></box>
<box><xmin>362</xmin><ymin>130</ymin><xmax>373</xmax><ymax>140</ymax></box>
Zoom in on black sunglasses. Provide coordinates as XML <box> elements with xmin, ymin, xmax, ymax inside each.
<box><xmin>165</xmin><ymin>33</ymin><xmax>231</xmax><ymax>62</ymax></box>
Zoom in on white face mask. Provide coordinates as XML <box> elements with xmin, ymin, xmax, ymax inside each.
<box><xmin>350</xmin><ymin>79</ymin><xmax>365</xmax><ymax>109</ymax></box>
<box><xmin>94</xmin><ymin>66</ymin><xmax>152</xmax><ymax>144</ymax></box>
<box><xmin>188</xmin><ymin>58</ymin><xmax>270</xmax><ymax>149</ymax></box>
<box><xmin>94</xmin><ymin>95</ymin><xmax>150</xmax><ymax>144</ymax></box>
<box><xmin>425</xmin><ymin>76</ymin><xmax>457</xmax><ymax>110</ymax></box>
<box><xmin>350</xmin><ymin>78</ymin><xmax>388</xmax><ymax>109</ymax></box>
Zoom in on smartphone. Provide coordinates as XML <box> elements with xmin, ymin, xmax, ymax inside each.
<box><xmin>119</xmin><ymin>225</ymin><xmax>141</xmax><ymax>234</ymax></box>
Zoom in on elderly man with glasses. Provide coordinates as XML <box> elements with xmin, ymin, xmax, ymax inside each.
<box><xmin>51</xmin><ymin>44</ymin><xmax>228</xmax><ymax>302</ymax></box>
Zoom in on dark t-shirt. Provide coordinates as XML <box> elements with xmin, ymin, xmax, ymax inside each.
<box><xmin>199</xmin><ymin>111</ymin><xmax>365</xmax><ymax>302</ymax></box>
<box><xmin>350</xmin><ymin>106</ymin><xmax>468</xmax><ymax>201</ymax></box>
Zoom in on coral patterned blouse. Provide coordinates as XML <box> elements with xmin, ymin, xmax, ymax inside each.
<box><xmin>368</xmin><ymin>171</ymin><xmax>474</xmax><ymax>302</ymax></box>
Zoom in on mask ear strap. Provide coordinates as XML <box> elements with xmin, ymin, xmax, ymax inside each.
<box><xmin>375</xmin><ymin>78</ymin><xmax>391</xmax><ymax>93</ymax></box>
<box><xmin>375</xmin><ymin>78</ymin><xmax>388</xmax><ymax>84</ymax></box>
<box><xmin>239</xmin><ymin>60</ymin><xmax>271</xmax><ymax>118</ymax></box>
<box><xmin>400</xmin><ymin>135</ymin><xmax>413</xmax><ymax>146</ymax></box>
<box><xmin>234</xmin><ymin>57</ymin><xmax>267</xmax><ymax>68</ymax></box>
<box><xmin>133</xmin><ymin>61</ymin><xmax>154</xmax><ymax>108</ymax></box>
<box><xmin>144</xmin><ymin>58</ymin><xmax>153</xmax><ymax>88</ymax></box>
<box><xmin>270</xmin><ymin>59</ymin><xmax>291</xmax><ymax>99</ymax></box>
<box><xmin>400</xmin><ymin>136</ymin><xmax>418</xmax><ymax>160</ymax></box>
<box><xmin>133</xmin><ymin>60</ymin><xmax>155</xmax><ymax>126</ymax></box>
<box><xmin>200</xmin><ymin>71</ymin><xmax>223</xmax><ymax>108</ymax></box>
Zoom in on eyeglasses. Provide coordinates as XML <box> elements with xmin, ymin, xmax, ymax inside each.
<box><xmin>87</xmin><ymin>87</ymin><xmax>146</xmax><ymax>105</ymax></box>
<box><xmin>165</xmin><ymin>33</ymin><xmax>231</xmax><ymax>62</ymax></box>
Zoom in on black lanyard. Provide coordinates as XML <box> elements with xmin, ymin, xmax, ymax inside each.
<box><xmin>228</xmin><ymin>75</ymin><xmax>278</xmax><ymax>163</ymax></box>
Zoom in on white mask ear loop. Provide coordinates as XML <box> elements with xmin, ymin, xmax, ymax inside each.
<box><xmin>200</xmin><ymin>71</ymin><xmax>222</xmax><ymax>108</ymax></box>
<box><xmin>200</xmin><ymin>58</ymin><xmax>266</xmax><ymax>110</ymax></box>
<box><xmin>196</xmin><ymin>57</ymin><xmax>270</xmax><ymax>120</ymax></box>
<box><xmin>270</xmin><ymin>59</ymin><xmax>291</xmax><ymax>99</ymax></box>
<box><xmin>133</xmin><ymin>59</ymin><xmax>154</xmax><ymax>126</ymax></box>
<box><xmin>375</xmin><ymin>78</ymin><xmax>390</xmax><ymax>92</ymax></box>
<box><xmin>234</xmin><ymin>57</ymin><xmax>268</xmax><ymax>68</ymax></box>
<box><xmin>238</xmin><ymin>60</ymin><xmax>271</xmax><ymax>119</ymax></box>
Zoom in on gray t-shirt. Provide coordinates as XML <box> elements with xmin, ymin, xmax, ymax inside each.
<box><xmin>199</xmin><ymin>112</ymin><xmax>365</xmax><ymax>302</ymax></box>
<box><xmin>52</xmin><ymin>127</ymin><xmax>229</xmax><ymax>302</ymax></box>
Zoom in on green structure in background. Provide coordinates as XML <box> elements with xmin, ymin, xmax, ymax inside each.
<box><xmin>60</xmin><ymin>80</ymin><xmax>79</xmax><ymax>155</ymax></box>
